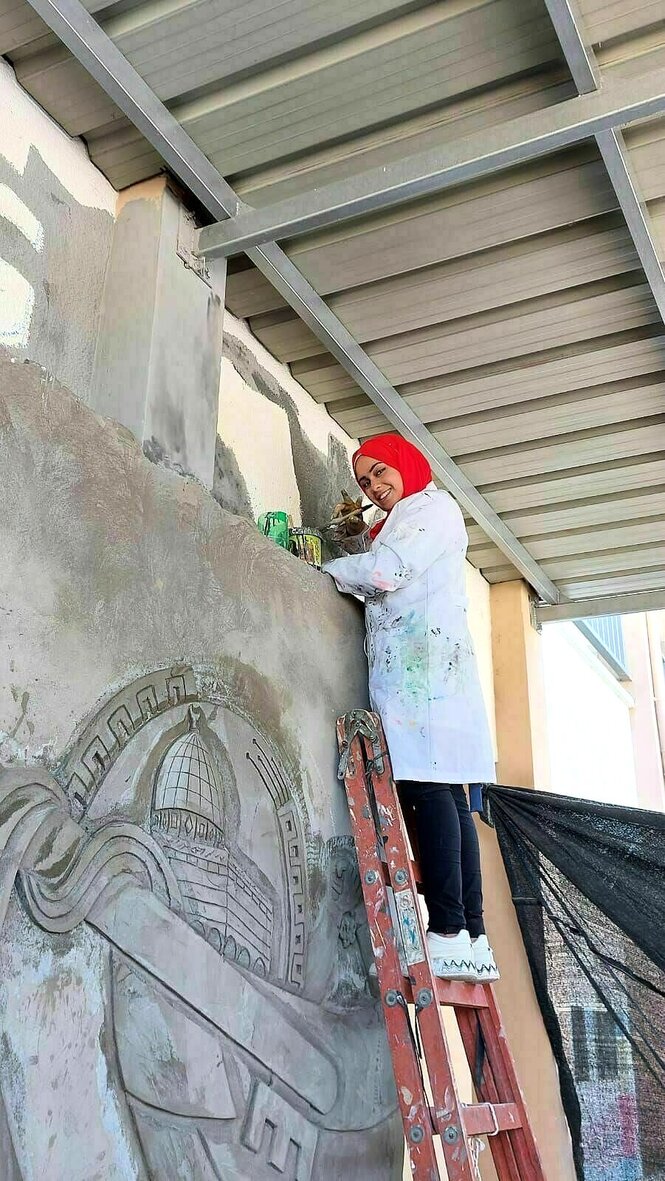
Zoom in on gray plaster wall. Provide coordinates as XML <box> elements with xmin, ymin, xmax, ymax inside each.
<box><xmin>0</xmin><ymin>353</ymin><xmax>402</xmax><ymax>1181</ymax></box>
<box><xmin>91</xmin><ymin>181</ymin><xmax>225</xmax><ymax>487</ymax></box>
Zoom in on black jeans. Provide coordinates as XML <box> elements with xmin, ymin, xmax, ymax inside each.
<box><xmin>397</xmin><ymin>781</ymin><xmax>485</xmax><ymax>938</ymax></box>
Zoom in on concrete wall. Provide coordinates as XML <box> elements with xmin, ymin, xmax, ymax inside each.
<box><xmin>0</xmin><ymin>63</ymin><xmax>404</xmax><ymax>1181</ymax></box>
<box><xmin>0</xmin><ymin>354</ymin><xmax>403</xmax><ymax>1180</ymax></box>
<box><xmin>91</xmin><ymin>177</ymin><xmax>226</xmax><ymax>487</ymax></box>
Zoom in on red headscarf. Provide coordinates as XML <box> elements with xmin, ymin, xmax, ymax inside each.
<box><xmin>352</xmin><ymin>433</ymin><xmax>432</xmax><ymax>539</ymax></box>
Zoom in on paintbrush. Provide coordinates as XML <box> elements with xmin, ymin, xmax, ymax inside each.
<box><xmin>320</xmin><ymin>502</ymin><xmax>373</xmax><ymax>532</ymax></box>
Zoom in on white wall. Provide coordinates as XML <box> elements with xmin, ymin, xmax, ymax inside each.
<box><xmin>541</xmin><ymin>621</ymin><xmax>638</xmax><ymax>805</ymax></box>
<box><xmin>0</xmin><ymin>62</ymin><xmax>116</xmax><ymax>399</ymax></box>
<box><xmin>623</xmin><ymin>612</ymin><xmax>665</xmax><ymax>811</ymax></box>
<box><xmin>0</xmin><ymin>61</ymin><xmax>115</xmax><ymax>211</ymax></box>
<box><xmin>218</xmin><ymin>311</ymin><xmax>358</xmax><ymax>523</ymax></box>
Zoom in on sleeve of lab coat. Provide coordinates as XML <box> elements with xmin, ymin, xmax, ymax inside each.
<box><xmin>322</xmin><ymin>492</ymin><xmax>465</xmax><ymax>598</ymax></box>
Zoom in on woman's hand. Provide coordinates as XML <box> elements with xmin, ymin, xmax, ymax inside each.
<box><xmin>331</xmin><ymin>491</ymin><xmax>367</xmax><ymax>537</ymax></box>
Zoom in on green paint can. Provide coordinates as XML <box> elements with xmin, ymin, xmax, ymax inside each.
<box><xmin>258</xmin><ymin>511</ymin><xmax>290</xmax><ymax>549</ymax></box>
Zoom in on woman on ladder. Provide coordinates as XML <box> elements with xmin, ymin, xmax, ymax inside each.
<box><xmin>323</xmin><ymin>433</ymin><xmax>499</xmax><ymax>984</ymax></box>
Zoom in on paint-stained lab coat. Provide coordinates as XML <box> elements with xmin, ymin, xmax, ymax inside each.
<box><xmin>323</xmin><ymin>485</ymin><xmax>496</xmax><ymax>784</ymax></box>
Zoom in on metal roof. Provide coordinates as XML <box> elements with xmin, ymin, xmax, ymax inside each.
<box><xmin>4</xmin><ymin>0</ymin><xmax>665</xmax><ymax>616</ymax></box>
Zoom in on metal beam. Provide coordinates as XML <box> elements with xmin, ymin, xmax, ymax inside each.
<box><xmin>544</xmin><ymin>0</ymin><xmax>665</xmax><ymax>326</ymax></box>
<box><xmin>537</xmin><ymin>590</ymin><xmax>665</xmax><ymax>623</ymax></box>
<box><xmin>543</xmin><ymin>0</ymin><xmax>598</xmax><ymax>93</ymax></box>
<box><xmin>197</xmin><ymin>63</ymin><xmax>665</xmax><ymax>258</ymax></box>
<box><xmin>22</xmin><ymin>0</ymin><xmax>560</xmax><ymax>604</ymax></box>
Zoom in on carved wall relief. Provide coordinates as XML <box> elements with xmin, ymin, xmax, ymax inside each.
<box><xmin>150</xmin><ymin>705</ymin><xmax>275</xmax><ymax>977</ymax></box>
<box><xmin>0</xmin><ymin>664</ymin><xmax>401</xmax><ymax>1181</ymax></box>
<box><xmin>59</xmin><ymin>664</ymin><xmax>307</xmax><ymax>991</ymax></box>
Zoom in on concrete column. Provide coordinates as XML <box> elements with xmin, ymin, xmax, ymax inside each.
<box><xmin>490</xmin><ymin>579</ymin><xmax>551</xmax><ymax>789</ymax></box>
<box><xmin>91</xmin><ymin>177</ymin><xmax>225</xmax><ymax>488</ymax></box>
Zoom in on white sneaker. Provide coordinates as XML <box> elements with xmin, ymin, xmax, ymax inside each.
<box><xmin>472</xmin><ymin>934</ymin><xmax>500</xmax><ymax>983</ymax></box>
<box><xmin>427</xmin><ymin>929</ymin><xmax>476</xmax><ymax>982</ymax></box>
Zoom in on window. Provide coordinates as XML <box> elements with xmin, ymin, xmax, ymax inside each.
<box><xmin>575</xmin><ymin>615</ymin><xmax>628</xmax><ymax>680</ymax></box>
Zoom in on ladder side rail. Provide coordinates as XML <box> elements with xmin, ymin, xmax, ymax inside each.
<box><xmin>336</xmin><ymin>719</ymin><xmax>442</xmax><ymax>1181</ymax></box>
<box><xmin>360</xmin><ymin>726</ymin><xmax>479</xmax><ymax>1180</ymax></box>
<box><xmin>456</xmin><ymin>1007</ymin><xmax>521</xmax><ymax>1180</ymax></box>
<box><xmin>479</xmin><ymin>994</ymin><xmax>546</xmax><ymax>1178</ymax></box>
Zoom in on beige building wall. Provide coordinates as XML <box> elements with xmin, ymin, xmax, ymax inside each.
<box><xmin>485</xmin><ymin>581</ymin><xmax>575</xmax><ymax>1181</ymax></box>
<box><xmin>647</xmin><ymin>612</ymin><xmax>665</xmax><ymax>794</ymax></box>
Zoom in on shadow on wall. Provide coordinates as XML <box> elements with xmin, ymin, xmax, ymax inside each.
<box><xmin>219</xmin><ymin>330</ymin><xmax>356</xmax><ymax>527</ymax></box>
<box><xmin>213</xmin><ymin>433</ymin><xmax>255</xmax><ymax>520</ymax></box>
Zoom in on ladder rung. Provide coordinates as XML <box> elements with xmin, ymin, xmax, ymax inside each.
<box><xmin>435</xmin><ymin>979</ymin><xmax>490</xmax><ymax>1008</ymax></box>
<box><xmin>403</xmin><ymin>978</ymin><xmax>490</xmax><ymax>1009</ymax></box>
<box><xmin>461</xmin><ymin>1102</ymin><xmax>522</xmax><ymax>1136</ymax></box>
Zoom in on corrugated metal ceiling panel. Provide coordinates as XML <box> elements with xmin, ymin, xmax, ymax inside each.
<box><xmin>4</xmin><ymin>0</ymin><xmax>564</xmax><ymax>171</ymax></box>
<box><xmin>245</xmin><ymin>218</ymin><xmax>640</xmax><ymax>341</ymax></box>
<box><xmin>331</xmin><ymin>329</ymin><xmax>665</xmax><ymax>428</ymax></box>
<box><xmin>578</xmin><ymin>0</ymin><xmax>664</xmax><ymax>43</ymax></box>
<box><xmin>264</xmin><ymin>275</ymin><xmax>657</xmax><ymax>371</ymax></box>
<box><xmin>0</xmin><ymin>0</ymin><xmax>109</xmax><ymax>53</ymax></box>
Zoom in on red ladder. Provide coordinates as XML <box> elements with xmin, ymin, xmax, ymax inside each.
<box><xmin>337</xmin><ymin>710</ymin><xmax>547</xmax><ymax>1181</ymax></box>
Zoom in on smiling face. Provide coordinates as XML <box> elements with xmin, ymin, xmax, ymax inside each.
<box><xmin>354</xmin><ymin>454</ymin><xmax>404</xmax><ymax>512</ymax></box>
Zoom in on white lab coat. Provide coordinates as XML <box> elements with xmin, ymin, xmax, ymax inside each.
<box><xmin>323</xmin><ymin>485</ymin><xmax>496</xmax><ymax>785</ymax></box>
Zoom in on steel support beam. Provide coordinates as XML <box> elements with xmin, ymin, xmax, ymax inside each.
<box><xmin>544</xmin><ymin>0</ymin><xmax>665</xmax><ymax>326</ymax></box>
<box><xmin>197</xmin><ymin>63</ymin><xmax>665</xmax><ymax>258</ymax></box>
<box><xmin>537</xmin><ymin>590</ymin><xmax>665</xmax><ymax>623</ymax></box>
<box><xmin>22</xmin><ymin>0</ymin><xmax>560</xmax><ymax>603</ymax></box>
<box><xmin>543</xmin><ymin>0</ymin><xmax>598</xmax><ymax>92</ymax></box>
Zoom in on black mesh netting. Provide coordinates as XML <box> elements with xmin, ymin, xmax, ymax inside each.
<box><xmin>483</xmin><ymin>784</ymin><xmax>665</xmax><ymax>1181</ymax></box>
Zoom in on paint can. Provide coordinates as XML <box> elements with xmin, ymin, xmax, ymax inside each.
<box><xmin>289</xmin><ymin>527</ymin><xmax>323</xmax><ymax>570</ymax></box>
<box><xmin>258</xmin><ymin>511</ymin><xmax>290</xmax><ymax>549</ymax></box>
